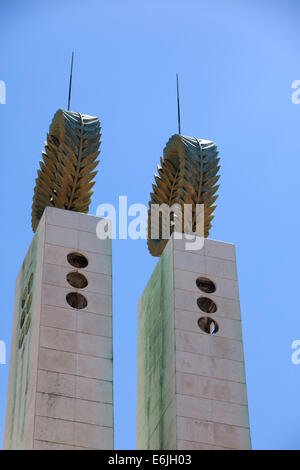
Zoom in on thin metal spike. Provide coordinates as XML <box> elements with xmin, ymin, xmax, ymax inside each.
<box><xmin>67</xmin><ymin>52</ymin><xmax>74</xmax><ymax>111</ymax></box>
<box><xmin>176</xmin><ymin>73</ymin><xmax>181</xmax><ymax>135</ymax></box>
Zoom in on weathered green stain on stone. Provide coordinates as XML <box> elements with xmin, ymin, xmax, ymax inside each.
<box><xmin>7</xmin><ymin>229</ymin><xmax>39</xmax><ymax>449</ymax></box>
<box><xmin>137</xmin><ymin>239</ymin><xmax>176</xmax><ymax>449</ymax></box>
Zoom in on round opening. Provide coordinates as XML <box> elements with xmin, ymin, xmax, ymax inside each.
<box><xmin>20</xmin><ymin>310</ymin><xmax>25</xmax><ymax>328</ymax></box>
<box><xmin>27</xmin><ymin>273</ymin><xmax>34</xmax><ymax>293</ymax></box>
<box><xmin>196</xmin><ymin>277</ymin><xmax>216</xmax><ymax>294</ymax></box>
<box><xmin>67</xmin><ymin>252</ymin><xmax>88</xmax><ymax>269</ymax></box>
<box><xmin>25</xmin><ymin>314</ymin><xmax>31</xmax><ymax>334</ymax></box>
<box><xmin>197</xmin><ymin>296</ymin><xmax>217</xmax><ymax>313</ymax></box>
<box><xmin>198</xmin><ymin>316</ymin><xmax>219</xmax><ymax>335</ymax></box>
<box><xmin>66</xmin><ymin>292</ymin><xmax>88</xmax><ymax>310</ymax></box>
<box><xmin>66</xmin><ymin>272</ymin><xmax>88</xmax><ymax>289</ymax></box>
<box><xmin>19</xmin><ymin>329</ymin><xmax>24</xmax><ymax>349</ymax></box>
<box><xmin>21</xmin><ymin>289</ymin><xmax>27</xmax><ymax>309</ymax></box>
<box><xmin>26</xmin><ymin>293</ymin><xmax>32</xmax><ymax>314</ymax></box>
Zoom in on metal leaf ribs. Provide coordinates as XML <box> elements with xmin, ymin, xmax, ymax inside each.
<box><xmin>31</xmin><ymin>109</ymin><xmax>101</xmax><ymax>232</ymax></box>
<box><xmin>147</xmin><ymin>134</ymin><xmax>220</xmax><ymax>257</ymax></box>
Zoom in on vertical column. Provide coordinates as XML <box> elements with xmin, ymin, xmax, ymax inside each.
<box><xmin>137</xmin><ymin>240</ymin><xmax>177</xmax><ymax>450</ymax></box>
<box><xmin>4</xmin><ymin>207</ymin><xmax>114</xmax><ymax>449</ymax></box>
<box><xmin>173</xmin><ymin>236</ymin><xmax>251</xmax><ymax>450</ymax></box>
<box><xmin>137</xmin><ymin>234</ymin><xmax>251</xmax><ymax>450</ymax></box>
<box><xmin>4</xmin><ymin>213</ymin><xmax>45</xmax><ymax>450</ymax></box>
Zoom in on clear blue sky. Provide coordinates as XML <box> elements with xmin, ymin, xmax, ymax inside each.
<box><xmin>1</xmin><ymin>0</ymin><xmax>300</xmax><ymax>450</ymax></box>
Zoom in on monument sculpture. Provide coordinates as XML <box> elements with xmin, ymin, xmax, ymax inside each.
<box><xmin>31</xmin><ymin>109</ymin><xmax>100</xmax><ymax>232</ymax></box>
<box><xmin>4</xmin><ymin>106</ymin><xmax>113</xmax><ymax>450</ymax></box>
<box><xmin>3</xmin><ymin>65</ymin><xmax>250</xmax><ymax>450</ymax></box>
<box><xmin>137</xmin><ymin>126</ymin><xmax>251</xmax><ymax>449</ymax></box>
<box><xmin>147</xmin><ymin>134</ymin><xmax>220</xmax><ymax>257</ymax></box>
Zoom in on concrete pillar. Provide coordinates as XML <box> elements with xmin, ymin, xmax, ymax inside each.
<box><xmin>137</xmin><ymin>233</ymin><xmax>251</xmax><ymax>450</ymax></box>
<box><xmin>4</xmin><ymin>207</ymin><xmax>113</xmax><ymax>450</ymax></box>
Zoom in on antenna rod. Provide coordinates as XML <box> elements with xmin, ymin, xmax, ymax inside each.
<box><xmin>67</xmin><ymin>52</ymin><xmax>74</xmax><ymax>111</ymax></box>
<box><xmin>176</xmin><ymin>73</ymin><xmax>181</xmax><ymax>135</ymax></box>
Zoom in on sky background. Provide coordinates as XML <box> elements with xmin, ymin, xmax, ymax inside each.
<box><xmin>1</xmin><ymin>0</ymin><xmax>300</xmax><ymax>450</ymax></box>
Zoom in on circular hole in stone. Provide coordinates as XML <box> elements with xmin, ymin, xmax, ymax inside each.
<box><xmin>26</xmin><ymin>294</ymin><xmax>32</xmax><ymax>314</ymax></box>
<box><xmin>198</xmin><ymin>316</ymin><xmax>219</xmax><ymax>335</ymax></box>
<box><xmin>66</xmin><ymin>272</ymin><xmax>88</xmax><ymax>289</ymax></box>
<box><xmin>19</xmin><ymin>329</ymin><xmax>25</xmax><ymax>349</ymax></box>
<box><xmin>25</xmin><ymin>314</ymin><xmax>31</xmax><ymax>334</ymax></box>
<box><xmin>197</xmin><ymin>296</ymin><xmax>217</xmax><ymax>313</ymax></box>
<box><xmin>196</xmin><ymin>277</ymin><xmax>216</xmax><ymax>294</ymax></box>
<box><xmin>66</xmin><ymin>292</ymin><xmax>88</xmax><ymax>310</ymax></box>
<box><xmin>67</xmin><ymin>252</ymin><xmax>88</xmax><ymax>269</ymax></box>
<box><xmin>27</xmin><ymin>273</ymin><xmax>34</xmax><ymax>294</ymax></box>
<box><xmin>20</xmin><ymin>310</ymin><xmax>25</xmax><ymax>328</ymax></box>
<box><xmin>21</xmin><ymin>288</ymin><xmax>27</xmax><ymax>309</ymax></box>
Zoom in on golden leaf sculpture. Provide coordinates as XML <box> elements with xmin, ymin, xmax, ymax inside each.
<box><xmin>31</xmin><ymin>109</ymin><xmax>101</xmax><ymax>232</ymax></box>
<box><xmin>147</xmin><ymin>134</ymin><xmax>220</xmax><ymax>257</ymax></box>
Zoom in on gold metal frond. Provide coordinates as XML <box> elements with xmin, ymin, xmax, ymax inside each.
<box><xmin>147</xmin><ymin>134</ymin><xmax>220</xmax><ymax>257</ymax></box>
<box><xmin>31</xmin><ymin>109</ymin><xmax>101</xmax><ymax>232</ymax></box>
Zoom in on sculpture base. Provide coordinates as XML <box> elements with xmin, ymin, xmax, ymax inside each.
<box><xmin>4</xmin><ymin>207</ymin><xmax>113</xmax><ymax>450</ymax></box>
<box><xmin>137</xmin><ymin>233</ymin><xmax>251</xmax><ymax>450</ymax></box>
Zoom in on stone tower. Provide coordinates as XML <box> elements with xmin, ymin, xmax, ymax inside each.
<box><xmin>3</xmin><ymin>105</ymin><xmax>113</xmax><ymax>449</ymax></box>
<box><xmin>137</xmin><ymin>234</ymin><xmax>251</xmax><ymax>450</ymax></box>
<box><xmin>137</xmin><ymin>133</ymin><xmax>251</xmax><ymax>450</ymax></box>
<box><xmin>4</xmin><ymin>208</ymin><xmax>113</xmax><ymax>450</ymax></box>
